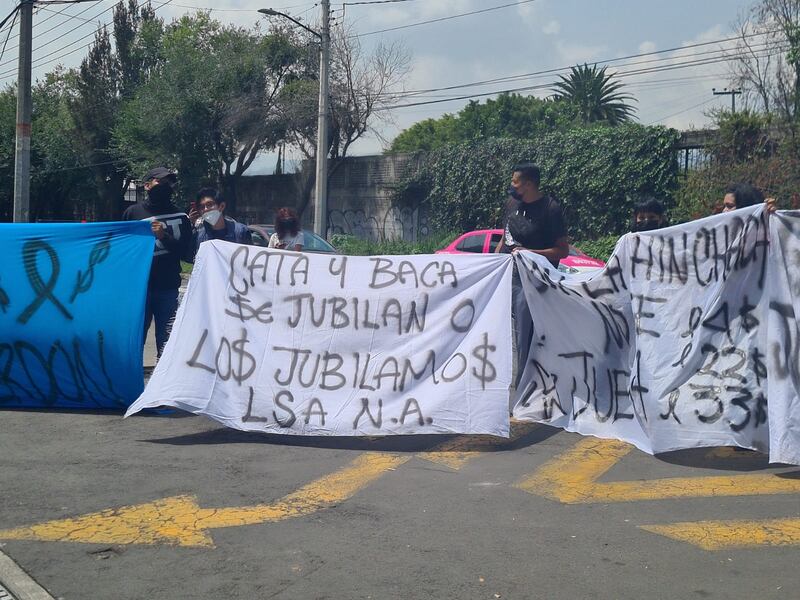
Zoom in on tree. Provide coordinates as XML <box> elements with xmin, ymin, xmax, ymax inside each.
<box><xmin>550</xmin><ymin>63</ymin><xmax>636</xmax><ymax>125</ymax></box>
<box><xmin>70</xmin><ymin>0</ymin><xmax>162</xmax><ymax>219</ymax></box>
<box><xmin>728</xmin><ymin>0</ymin><xmax>800</xmax><ymax>142</ymax></box>
<box><xmin>113</xmin><ymin>12</ymin><xmax>300</xmax><ymax>212</ymax></box>
<box><xmin>0</xmin><ymin>71</ymin><xmax>92</xmax><ymax>222</ymax></box>
<box><xmin>388</xmin><ymin>93</ymin><xmax>578</xmax><ymax>153</ymax></box>
<box><xmin>277</xmin><ymin>21</ymin><xmax>410</xmax><ymax>219</ymax></box>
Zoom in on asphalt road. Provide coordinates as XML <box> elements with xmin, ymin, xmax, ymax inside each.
<box><xmin>1</xmin><ymin>405</ymin><xmax>799</xmax><ymax>600</ymax></box>
<box><xmin>2</xmin><ymin>281</ymin><xmax>799</xmax><ymax>599</ymax></box>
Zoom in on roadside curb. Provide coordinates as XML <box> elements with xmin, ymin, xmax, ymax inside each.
<box><xmin>0</xmin><ymin>550</ymin><xmax>55</xmax><ymax>600</ymax></box>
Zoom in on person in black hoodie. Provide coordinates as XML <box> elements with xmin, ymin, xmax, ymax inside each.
<box><xmin>123</xmin><ymin>167</ymin><xmax>193</xmax><ymax>359</ymax></box>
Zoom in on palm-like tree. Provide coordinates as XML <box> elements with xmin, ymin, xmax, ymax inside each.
<box><xmin>551</xmin><ymin>64</ymin><xmax>636</xmax><ymax>125</ymax></box>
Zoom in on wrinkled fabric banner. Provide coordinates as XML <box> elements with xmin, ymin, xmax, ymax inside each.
<box><xmin>126</xmin><ymin>242</ymin><xmax>513</xmax><ymax>437</ymax></box>
<box><xmin>513</xmin><ymin>205</ymin><xmax>800</xmax><ymax>465</ymax></box>
<box><xmin>0</xmin><ymin>221</ymin><xmax>153</xmax><ymax>409</ymax></box>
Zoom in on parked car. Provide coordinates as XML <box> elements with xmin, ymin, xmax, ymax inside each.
<box><xmin>436</xmin><ymin>229</ymin><xmax>606</xmax><ymax>273</ymax></box>
<box><xmin>248</xmin><ymin>224</ymin><xmax>337</xmax><ymax>253</ymax></box>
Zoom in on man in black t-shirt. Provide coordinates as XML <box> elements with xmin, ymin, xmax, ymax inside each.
<box><xmin>495</xmin><ymin>163</ymin><xmax>568</xmax><ymax>265</ymax></box>
<box><xmin>495</xmin><ymin>163</ymin><xmax>569</xmax><ymax>390</ymax></box>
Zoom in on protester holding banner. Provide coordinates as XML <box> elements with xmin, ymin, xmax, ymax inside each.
<box><xmin>493</xmin><ymin>163</ymin><xmax>569</xmax><ymax>387</ymax></box>
<box><xmin>122</xmin><ymin>166</ymin><xmax>193</xmax><ymax>359</ymax></box>
<box><xmin>190</xmin><ymin>187</ymin><xmax>252</xmax><ymax>252</ymax></box>
<box><xmin>268</xmin><ymin>207</ymin><xmax>304</xmax><ymax>251</ymax></box>
<box><xmin>721</xmin><ymin>182</ymin><xmax>778</xmax><ymax>214</ymax></box>
<box><xmin>494</xmin><ymin>163</ymin><xmax>569</xmax><ymax>265</ymax></box>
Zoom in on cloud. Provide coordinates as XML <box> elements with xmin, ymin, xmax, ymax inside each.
<box><xmin>638</xmin><ymin>41</ymin><xmax>657</xmax><ymax>54</ymax></box>
<box><xmin>627</xmin><ymin>25</ymin><xmax>733</xmax><ymax>129</ymax></box>
<box><xmin>348</xmin><ymin>0</ymin><xmax>478</xmax><ymax>29</ymax></box>
<box><xmin>555</xmin><ymin>41</ymin><xmax>608</xmax><ymax>65</ymax></box>
<box><xmin>542</xmin><ymin>20</ymin><xmax>561</xmax><ymax>35</ymax></box>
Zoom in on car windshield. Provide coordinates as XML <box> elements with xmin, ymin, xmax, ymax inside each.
<box><xmin>252</xmin><ymin>225</ymin><xmax>335</xmax><ymax>252</ymax></box>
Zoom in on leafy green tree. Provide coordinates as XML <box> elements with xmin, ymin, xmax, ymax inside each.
<box><xmin>389</xmin><ymin>93</ymin><xmax>577</xmax><ymax>153</ymax></box>
<box><xmin>275</xmin><ymin>21</ymin><xmax>410</xmax><ymax>219</ymax></box>
<box><xmin>113</xmin><ymin>12</ymin><xmax>300</xmax><ymax>211</ymax></box>
<box><xmin>389</xmin><ymin>115</ymin><xmax>460</xmax><ymax>153</ymax></box>
<box><xmin>551</xmin><ymin>64</ymin><xmax>636</xmax><ymax>125</ymax></box>
<box><xmin>70</xmin><ymin>0</ymin><xmax>162</xmax><ymax>219</ymax></box>
<box><xmin>0</xmin><ymin>71</ymin><xmax>93</xmax><ymax>222</ymax></box>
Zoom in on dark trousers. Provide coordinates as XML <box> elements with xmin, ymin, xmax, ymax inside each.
<box><xmin>512</xmin><ymin>267</ymin><xmax>533</xmax><ymax>388</ymax></box>
<box><xmin>144</xmin><ymin>288</ymin><xmax>179</xmax><ymax>359</ymax></box>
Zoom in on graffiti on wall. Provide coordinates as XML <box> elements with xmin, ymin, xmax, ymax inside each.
<box><xmin>328</xmin><ymin>206</ymin><xmax>429</xmax><ymax>242</ymax></box>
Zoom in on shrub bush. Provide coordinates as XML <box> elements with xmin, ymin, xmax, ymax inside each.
<box><xmin>330</xmin><ymin>230</ymin><xmax>459</xmax><ymax>256</ymax></box>
<box><xmin>393</xmin><ymin>125</ymin><xmax>680</xmax><ymax>241</ymax></box>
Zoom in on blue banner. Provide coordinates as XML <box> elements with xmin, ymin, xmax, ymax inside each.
<box><xmin>0</xmin><ymin>221</ymin><xmax>153</xmax><ymax>409</ymax></box>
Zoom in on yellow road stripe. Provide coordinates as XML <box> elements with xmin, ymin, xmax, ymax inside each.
<box><xmin>0</xmin><ymin>453</ymin><xmax>410</xmax><ymax>548</ymax></box>
<box><xmin>641</xmin><ymin>518</ymin><xmax>800</xmax><ymax>550</ymax></box>
<box><xmin>197</xmin><ymin>452</ymin><xmax>410</xmax><ymax>529</ymax></box>
<box><xmin>0</xmin><ymin>425</ymin><xmax>540</xmax><ymax>548</ymax></box>
<box><xmin>515</xmin><ymin>437</ymin><xmax>800</xmax><ymax>504</ymax></box>
<box><xmin>417</xmin><ymin>422</ymin><xmax>539</xmax><ymax>470</ymax></box>
<box><xmin>704</xmin><ymin>447</ymin><xmax>763</xmax><ymax>460</ymax></box>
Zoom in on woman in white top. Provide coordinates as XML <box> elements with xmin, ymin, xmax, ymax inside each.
<box><xmin>268</xmin><ymin>207</ymin><xmax>304</xmax><ymax>251</ymax></box>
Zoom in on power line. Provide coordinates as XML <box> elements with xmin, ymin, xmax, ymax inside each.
<box><xmin>394</xmin><ymin>29</ymin><xmax>779</xmax><ymax>98</ymax></box>
<box><xmin>0</xmin><ymin>4</ymin><xmax>21</xmax><ymax>33</ymax></box>
<box><xmin>0</xmin><ymin>6</ymin><xmax>19</xmax><ymax>65</ymax></box>
<box><xmin>647</xmin><ymin>96</ymin><xmax>716</xmax><ymax>125</ymax></box>
<box><xmin>0</xmin><ymin>0</ymin><xmax>108</xmax><ymax>69</ymax></box>
<box><xmin>0</xmin><ymin>0</ymin><xmax>175</xmax><ymax>79</ymax></box>
<box><xmin>353</xmin><ymin>0</ymin><xmax>536</xmax><ymax>37</ymax></box>
<box><xmin>379</xmin><ymin>40</ymin><xmax>780</xmax><ymax>104</ymax></box>
<box><xmin>375</xmin><ymin>45</ymin><xmax>787</xmax><ymax>111</ymax></box>
<box><xmin>0</xmin><ymin>0</ymin><xmax>108</xmax><ymax>57</ymax></box>
<box><xmin>168</xmin><ymin>1</ymin><xmax>315</xmax><ymax>11</ymax></box>
<box><xmin>343</xmin><ymin>0</ymin><xmax>419</xmax><ymax>5</ymax></box>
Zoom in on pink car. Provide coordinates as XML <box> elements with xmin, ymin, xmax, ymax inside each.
<box><xmin>436</xmin><ymin>229</ymin><xmax>606</xmax><ymax>273</ymax></box>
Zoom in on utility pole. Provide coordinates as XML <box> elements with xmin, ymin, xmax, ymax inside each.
<box><xmin>712</xmin><ymin>88</ymin><xmax>742</xmax><ymax>113</ymax></box>
<box><xmin>13</xmin><ymin>0</ymin><xmax>33</xmax><ymax>223</ymax></box>
<box><xmin>314</xmin><ymin>0</ymin><xmax>330</xmax><ymax>239</ymax></box>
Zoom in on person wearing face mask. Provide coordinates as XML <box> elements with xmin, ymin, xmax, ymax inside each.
<box><xmin>494</xmin><ymin>163</ymin><xmax>568</xmax><ymax>390</ymax></box>
<box><xmin>494</xmin><ymin>163</ymin><xmax>569</xmax><ymax>266</ymax></box>
<box><xmin>190</xmin><ymin>187</ymin><xmax>252</xmax><ymax>252</ymax></box>
<box><xmin>122</xmin><ymin>167</ymin><xmax>193</xmax><ymax>360</ymax></box>
<box><xmin>632</xmin><ymin>198</ymin><xmax>667</xmax><ymax>232</ymax></box>
<box><xmin>268</xmin><ymin>207</ymin><xmax>304</xmax><ymax>251</ymax></box>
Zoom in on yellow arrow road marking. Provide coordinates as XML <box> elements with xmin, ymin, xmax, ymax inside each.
<box><xmin>641</xmin><ymin>518</ymin><xmax>800</xmax><ymax>550</ymax></box>
<box><xmin>515</xmin><ymin>437</ymin><xmax>800</xmax><ymax>504</ymax></box>
<box><xmin>418</xmin><ymin>422</ymin><xmax>539</xmax><ymax>470</ymax></box>
<box><xmin>0</xmin><ymin>452</ymin><xmax>410</xmax><ymax>548</ymax></box>
<box><xmin>0</xmin><ymin>427</ymin><xmax>531</xmax><ymax>548</ymax></box>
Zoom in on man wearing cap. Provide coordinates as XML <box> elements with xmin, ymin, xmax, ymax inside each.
<box><xmin>123</xmin><ymin>167</ymin><xmax>193</xmax><ymax>360</ymax></box>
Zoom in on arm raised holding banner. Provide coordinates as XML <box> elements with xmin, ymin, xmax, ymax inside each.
<box><xmin>122</xmin><ymin>167</ymin><xmax>193</xmax><ymax>359</ymax></box>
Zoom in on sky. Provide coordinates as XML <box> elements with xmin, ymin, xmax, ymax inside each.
<box><xmin>0</xmin><ymin>0</ymin><xmax>759</xmax><ymax>173</ymax></box>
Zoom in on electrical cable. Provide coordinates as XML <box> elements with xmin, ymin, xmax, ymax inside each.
<box><xmin>352</xmin><ymin>0</ymin><xmax>536</xmax><ymax>37</ymax></box>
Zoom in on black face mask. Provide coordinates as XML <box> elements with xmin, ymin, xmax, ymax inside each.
<box><xmin>280</xmin><ymin>219</ymin><xmax>298</xmax><ymax>228</ymax></box>
<box><xmin>634</xmin><ymin>218</ymin><xmax>661</xmax><ymax>232</ymax></box>
<box><xmin>147</xmin><ymin>184</ymin><xmax>173</xmax><ymax>205</ymax></box>
<box><xmin>507</xmin><ymin>186</ymin><xmax>523</xmax><ymax>201</ymax></box>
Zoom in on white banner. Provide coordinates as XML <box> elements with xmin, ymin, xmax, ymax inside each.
<box><xmin>513</xmin><ymin>205</ymin><xmax>800</xmax><ymax>465</ymax></box>
<box><xmin>126</xmin><ymin>242</ymin><xmax>513</xmax><ymax>437</ymax></box>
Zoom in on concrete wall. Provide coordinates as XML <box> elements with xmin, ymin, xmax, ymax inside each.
<box><xmin>236</xmin><ymin>153</ymin><xmax>430</xmax><ymax>242</ymax></box>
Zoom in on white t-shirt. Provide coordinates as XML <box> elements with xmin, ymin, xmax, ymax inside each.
<box><xmin>268</xmin><ymin>231</ymin><xmax>304</xmax><ymax>250</ymax></box>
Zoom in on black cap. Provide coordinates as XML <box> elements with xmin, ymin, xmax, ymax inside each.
<box><xmin>142</xmin><ymin>166</ymin><xmax>177</xmax><ymax>183</ymax></box>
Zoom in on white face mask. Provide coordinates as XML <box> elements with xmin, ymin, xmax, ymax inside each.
<box><xmin>202</xmin><ymin>209</ymin><xmax>222</xmax><ymax>226</ymax></box>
